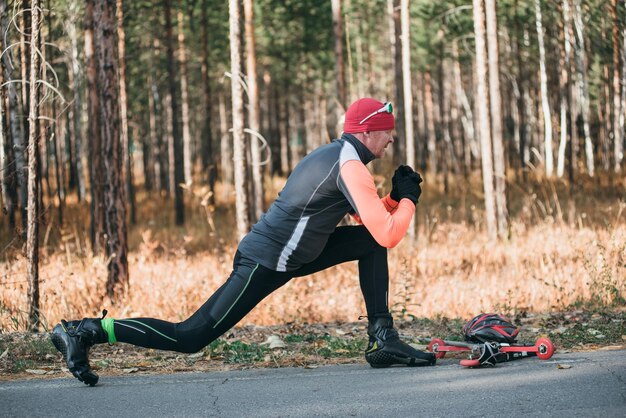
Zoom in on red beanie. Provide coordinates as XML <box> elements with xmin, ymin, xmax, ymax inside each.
<box><xmin>343</xmin><ymin>98</ymin><xmax>395</xmax><ymax>134</ymax></box>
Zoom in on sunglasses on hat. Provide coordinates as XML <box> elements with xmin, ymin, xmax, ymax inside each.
<box><xmin>359</xmin><ymin>102</ymin><xmax>393</xmax><ymax>125</ymax></box>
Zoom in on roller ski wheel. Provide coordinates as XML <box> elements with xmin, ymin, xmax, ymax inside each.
<box><xmin>536</xmin><ymin>337</ymin><xmax>555</xmax><ymax>360</ymax></box>
<box><xmin>459</xmin><ymin>359</ymin><xmax>481</xmax><ymax>368</ymax></box>
<box><xmin>427</xmin><ymin>338</ymin><xmax>447</xmax><ymax>359</ymax></box>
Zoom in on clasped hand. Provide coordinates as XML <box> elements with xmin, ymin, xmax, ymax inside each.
<box><xmin>390</xmin><ymin>165</ymin><xmax>422</xmax><ymax>205</ymax></box>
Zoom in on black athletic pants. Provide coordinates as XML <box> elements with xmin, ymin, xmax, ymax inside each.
<box><xmin>112</xmin><ymin>225</ymin><xmax>390</xmax><ymax>353</ymax></box>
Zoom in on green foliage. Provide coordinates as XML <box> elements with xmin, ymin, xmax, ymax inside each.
<box><xmin>283</xmin><ymin>333</ymin><xmax>305</xmax><ymax>343</ymax></box>
<box><xmin>256</xmin><ymin>0</ymin><xmax>334</xmax><ymax>87</ymax></box>
<box><xmin>11</xmin><ymin>359</ymin><xmax>35</xmax><ymax>373</ymax></box>
<box><xmin>550</xmin><ymin>313</ymin><xmax>626</xmax><ymax>347</ymax></box>
<box><xmin>206</xmin><ymin>339</ymin><xmax>268</xmax><ymax>364</ymax></box>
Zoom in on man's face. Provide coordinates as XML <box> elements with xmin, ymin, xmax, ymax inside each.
<box><xmin>363</xmin><ymin>130</ymin><xmax>394</xmax><ymax>158</ymax></box>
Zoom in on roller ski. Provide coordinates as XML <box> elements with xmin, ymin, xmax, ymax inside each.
<box><xmin>424</xmin><ymin>337</ymin><xmax>555</xmax><ymax>367</ymax></box>
<box><xmin>423</xmin><ymin>313</ymin><xmax>555</xmax><ymax>368</ymax></box>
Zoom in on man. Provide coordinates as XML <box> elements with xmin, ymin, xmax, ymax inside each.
<box><xmin>51</xmin><ymin>98</ymin><xmax>435</xmax><ymax>386</ymax></box>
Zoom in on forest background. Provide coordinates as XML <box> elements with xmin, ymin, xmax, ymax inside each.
<box><xmin>0</xmin><ymin>0</ymin><xmax>624</xmax><ymax>336</ymax></box>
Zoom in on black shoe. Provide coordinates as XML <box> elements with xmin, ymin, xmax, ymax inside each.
<box><xmin>50</xmin><ymin>310</ymin><xmax>108</xmax><ymax>386</ymax></box>
<box><xmin>365</xmin><ymin>314</ymin><xmax>436</xmax><ymax>368</ymax></box>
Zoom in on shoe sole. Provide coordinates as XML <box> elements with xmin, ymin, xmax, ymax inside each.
<box><xmin>366</xmin><ymin>349</ymin><xmax>436</xmax><ymax>368</ymax></box>
<box><xmin>50</xmin><ymin>329</ymin><xmax>99</xmax><ymax>386</ymax></box>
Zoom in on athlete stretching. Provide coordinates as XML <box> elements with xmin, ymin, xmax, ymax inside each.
<box><xmin>51</xmin><ymin>98</ymin><xmax>436</xmax><ymax>386</ymax></box>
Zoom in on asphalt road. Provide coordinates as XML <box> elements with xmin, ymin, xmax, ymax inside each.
<box><xmin>1</xmin><ymin>349</ymin><xmax>624</xmax><ymax>417</ymax></box>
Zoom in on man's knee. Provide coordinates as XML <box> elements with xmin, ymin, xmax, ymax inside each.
<box><xmin>174</xmin><ymin>316</ymin><xmax>218</xmax><ymax>353</ymax></box>
<box><xmin>353</xmin><ymin>225</ymin><xmax>385</xmax><ymax>252</ymax></box>
<box><xmin>174</xmin><ymin>327</ymin><xmax>218</xmax><ymax>353</ymax></box>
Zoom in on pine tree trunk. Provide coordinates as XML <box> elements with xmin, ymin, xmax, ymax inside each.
<box><xmin>85</xmin><ymin>0</ymin><xmax>105</xmax><ymax>254</ymax></box>
<box><xmin>164</xmin><ymin>0</ymin><xmax>184</xmax><ymax>224</ymax></box>
<box><xmin>355</xmin><ymin>16</ymin><xmax>365</xmax><ymax>99</ymax></box>
<box><xmin>565</xmin><ymin>7</ymin><xmax>578</xmax><ymax>218</ymax></box>
<box><xmin>572</xmin><ymin>0</ymin><xmax>594</xmax><ymax>177</ymax></box>
<box><xmin>291</xmin><ymin>95</ymin><xmax>304</xmax><ymax>170</ymax></box>
<box><xmin>400</xmin><ymin>0</ymin><xmax>415</xmax><ymax>236</ymax></box>
<box><xmin>20</xmin><ymin>1</ymin><xmax>30</xmax><ymax>191</ymax></box>
<box><xmin>386</xmin><ymin>0</ymin><xmax>396</xmax><ymax>97</ymax></box>
<box><xmin>39</xmin><ymin>17</ymin><xmax>49</xmax><ymax>204</ymax></box>
<box><xmin>66</xmin><ymin>0</ymin><xmax>85</xmax><ymax>201</ymax></box>
<box><xmin>602</xmin><ymin>63</ymin><xmax>612</xmax><ymax>170</ymax></box>
<box><xmin>165</xmin><ymin>91</ymin><xmax>175</xmax><ymax>194</ymax></box>
<box><xmin>304</xmin><ymin>95</ymin><xmax>315</xmax><ymax>153</ymax></box>
<box><xmin>93</xmin><ymin>0</ymin><xmax>129</xmax><ymax>297</ymax></box>
<box><xmin>473</xmin><ymin>0</ymin><xmax>497</xmax><ymax>240</ymax></box>
<box><xmin>620</xmin><ymin>3</ymin><xmax>626</xmax><ymax>164</ymax></box>
<box><xmin>513</xmin><ymin>0</ymin><xmax>527</xmax><ymax>173</ymax></box>
<box><xmin>392</xmin><ymin>0</ymin><xmax>404</xmax><ymax>158</ymax></box>
<box><xmin>439</xmin><ymin>38</ymin><xmax>459</xmax><ymax>181</ymax></box>
<box><xmin>597</xmin><ymin>73</ymin><xmax>609</xmax><ymax>171</ymax></box>
<box><xmin>219</xmin><ymin>89</ymin><xmax>233</xmax><ymax>200</ymax></box>
<box><xmin>229</xmin><ymin>0</ymin><xmax>249</xmax><ymax>240</ymax></box>
<box><xmin>611</xmin><ymin>0</ymin><xmax>623</xmax><ymax>172</ymax></box>
<box><xmin>177</xmin><ymin>10</ymin><xmax>192</xmax><ymax>186</ymax></box>
<box><xmin>1</xmin><ymin>0</ymin><xmax>20</xmax><ymax>227</ymax></box>
<box><xmin>44</xmin><ymin>6</ymin><xmax>62</xmax><ymax>227</ymax></box>
<box><xmin>319</xmin><ymin>88</ymin><xmax>326</xmax><ymax>146</ymax></box>
<box><xmin>279</xmin><ymin>83</ymin><xmax>290</xmax><ymax>176</ymax></box>
<box><xmin>400</xmin><ymin>0</ymin><xmax>414</xmax><ymax>169</ymax></box>
<box><xmin>66</xmin><ymin>45</ymin><xmax>77</xmax><ymax>193</ymax></box>
<box><xmin>485</xmin><ymin>0</ymin><xmax>508</xmax><ymax>239</ymax></box>
<box><xmin>452</xmin><ymin>41</ymin><xmax>475</xmax><ymax>175</ymax></box>
<box><xmin>424</xmin><ymin>71</ymin><xmax>437</xmax><ymax>174</ymax></box>
<box><xmin>13</xmin><ymin>1</ymin><xmax>29</xmax><ymax>235</ymax></box>
<box><xmin>331</xmin><ymin>0</ymin><xmax>346</xmax><ymax>109</ymax></box>
<box><xmin>415</xmin><ymin>72</ymin><xmax>427</xmax><ymax>170</ymax></box>
<box><xmin>0</xmin><ymin>31</ymin><xmax>12</xmax><ymax>226</ymax></box>
<box><xmin>150</xmin><ymin>39</ymin><xmax>167</xmax><ymax>192</ymax></box>
<box><xmin>26</xmin><ymin>0</ymin><xmax>41</xmax><ymax>331</ymax></box>
<box><xmin>36</xmin><ymin>3</ymin><xmax>44</xmax><ymax>228</ymax></box>
<box><xmin>437</xmin><ymin>36</ymin><xmax>450</xmax><ymax>191</ymax></box>
<box><xmin>201</xmin><ymin>1</ymin><xmax>216</xmax><ymax>204</ymax></box>
<box><xmin>557</xmin><ymin>0</ymin><xmax>573</xmax><ymax>179</ymax></box>
<box><xmin>145</xmin><ymin>72</ymin><xmax>157</xmax><ymax>191</ymax></box>
<box><xmin>535</xmin><ymin>0</ymin><xmax>554</xmax><ymax>176</ymax></box>
<box><xmin>52</xmin><ymin>99</ymin><xmax>64</xmax><ymax>226</ymax></box>
<box><xmin>117</xmin><ymin>0</ymin><xmax>135</xmax><ymax>223</ymax></box>
<box><xmin>501</xmin><ymin>29</ymin><xmax>517</xmax><ymax>171</ymax></box>
<box><xmin>516</xmin><ymin>24</ymin><xmax>531</xmax><ymax>177</ymax></box>
<box><xmin>244</xmin><ymin>0</ymin><xmax>264</xmax><ymax>222</ymax></box>
<box><xmin>344</xmin><ymin>0</ymin><xmax>355</xmax><ymax>104</ymax></box>
<box><xmin>448</xmin><ymin>60</ymin><xmax>461</xmax><ymax>175</ymax></box>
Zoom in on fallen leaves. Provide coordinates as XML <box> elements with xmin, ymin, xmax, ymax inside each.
<box><xmin>25</xmin><ymin>369</ymin><xmax>48</xmax><ymax>375</ymax></box>
<box><xmin>261</xmin><ymin>335</ymin><xmax>286</xmax><ymax>349</ymax></box>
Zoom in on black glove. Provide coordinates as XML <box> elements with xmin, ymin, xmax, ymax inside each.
<box><xmin>390</xmin><ymin>165</ymin><xmax>413</xmax><ymax>201</ymax></box>
<box><xmin>390</xmin><ymin>165</ymin><xmax>422</xmax><ymax>204</ymax></box>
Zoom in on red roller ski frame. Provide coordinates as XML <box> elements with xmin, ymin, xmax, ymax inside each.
<box><xmin>423</xmin><ymin>337</ymin><xmax>555</xmax><ymax>368</ymax></box>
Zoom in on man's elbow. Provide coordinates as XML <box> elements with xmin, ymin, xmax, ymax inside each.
<box><xmin>374</xmin><ymin>234</ymin><xmax>402</xmax><ymax>248</ymax></box>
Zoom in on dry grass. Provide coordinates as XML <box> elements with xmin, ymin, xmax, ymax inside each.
<box><xmin>1</xmin><ymin>172</ymin><xmax>625</xmax><ymax>332</ymax></box>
